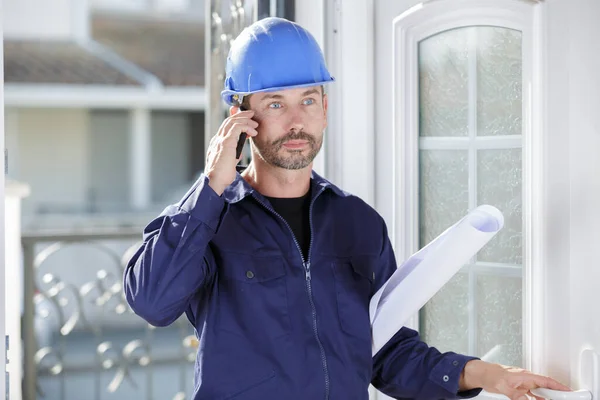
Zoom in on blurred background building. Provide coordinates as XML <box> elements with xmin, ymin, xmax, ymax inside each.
<box><xmin>3</xmin><ymin>1</ymin><xmax>292</xmax><ymax>399</ymax></box>
<box><xmin>5</xmin><ymin>0</ymin><xmax>206</xmax><ymax>231</ymax></box>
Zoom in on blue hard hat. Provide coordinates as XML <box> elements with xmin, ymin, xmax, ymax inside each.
<box><xmin>221</xmin><ymin>17</ymin><xmax>335</xmax><ymax>105</ymax></box>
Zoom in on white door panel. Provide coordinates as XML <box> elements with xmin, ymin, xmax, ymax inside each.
<box><xmin>321</xmin><ymin>0</ymin><xmax>600</xmax><ymax>398</ymax></box>
<box><xmin>373</xmin><ymin>0</ymin><xmax>600</xmax><ymax>398</ymax></box>
<box><xmin>560</xmin><ymin>0</ymin><xmax>600</xmax><ymax>389</ymax></box>
<box><xmin>378</xmin><ymin>0</ymin><xmax>537</xmax><ymax>374</ymax></box>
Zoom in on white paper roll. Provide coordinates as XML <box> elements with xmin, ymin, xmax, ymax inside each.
<box><xmin>370</xmin><ymin>205</ymin><xmax>504</xmax><ymax>355</ymax></box>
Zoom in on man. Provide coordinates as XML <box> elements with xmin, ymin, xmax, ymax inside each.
<box><xmin>124</xmin><ymin>17</ymin><xmax>569</xmax><ymax>399</ymax></box>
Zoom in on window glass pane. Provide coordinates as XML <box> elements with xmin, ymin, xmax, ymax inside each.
<box><xmin>419</xmin><ymin>28</ymin><xmax>470</xmax><ymax>137</ymax></box>
<box><xmin>419</xmin><ymin>150</ymin><xmax>469</xmax><ymax>246</ymax></box>
<box><xmin>477</xmin><ymin>149</ymin><xmax>523</xmax><ymax>264</ymax></box>
<box><xmin>477</xmin><ymin>274</ymin><xmax>523</xmax><ymax>366</ymax></box>
<box><xmin>89</xmin><ymin>111</ymin><xmax>130</xmax><ymax>213</ymax></box>
<box><xmin>421</xmin><ymin>272</ymin><xmax>470</xmax><ymax>355</ymax></box>
<box><xmin>417</xmin><ymin>26</ymin><xmax>523</xmax><ymax>367</ymax></box>
<box><xmin>477</xmin><ymin>28</ymin><xmax>522</xmax><ymax>136</ymax></box>
<box><xmin>151</xmin><ymin>112</ymin><xmax>191</xmax><ymax>204</ymax></box>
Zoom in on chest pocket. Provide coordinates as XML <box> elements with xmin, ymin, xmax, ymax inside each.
<box><xmin>217</xmin><ymin>254</ymin><xmax>291</xmax><ymax>340</ymax></box>
<box><xmin>331</xmin><ymin>256</ymin><xmax>375</xmax><ymax>340</ymax></box>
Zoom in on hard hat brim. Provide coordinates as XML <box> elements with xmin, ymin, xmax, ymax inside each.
<box><xmin>221</xmin><ymin>77</ymin><xmax>335</xmax><ymax>106</ymax></box>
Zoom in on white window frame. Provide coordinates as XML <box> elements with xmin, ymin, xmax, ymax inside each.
<box><xmin>0</xmin><ymin>0</ymin><xmax>6</xmax><ymax>397</ymax></box>
<box><xmin>322</xmin><ymin>0</ymin><xmax>375</xmax><ymax>205</ymax></box>
<box><xmin>391</xmin><ymin>0</ymin><xmax>545</xmax><ymax>372</ymax></box>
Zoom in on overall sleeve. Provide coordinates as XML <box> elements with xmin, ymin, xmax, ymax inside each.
<box><xmin>371</xmin><ymin>220</ymin><xmax>482</xmax><ymax>400</ymax></box>
<box><xmin>124</xmin><ymin>175</ymin><xmax>227</xmax><ymax>327</ymax></box>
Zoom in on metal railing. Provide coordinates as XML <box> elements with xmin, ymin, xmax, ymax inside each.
<box><xmin>22</xmin><ymin>229</ymin><xmax>196</xmax><ymax>400</ymax></box>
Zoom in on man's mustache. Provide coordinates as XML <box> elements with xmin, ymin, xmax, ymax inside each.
<box><xmin>271</xmin><ymin>131</ymin><xmax>316</xmax><ymax>147</ymax></box>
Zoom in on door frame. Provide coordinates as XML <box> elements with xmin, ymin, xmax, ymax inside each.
<box><xmin>326</xmin><ymin>0</ymin><xmax>554</xmax><ymax>382</ymax></box>
<box><xmin>385</xmin><ymin>0</ymin><xmax>545</xmax><ymax>373</ymax></box>
<box><xmin>321</xmin><ymin>0</ymin><xmax>376</xmax><ymax>205</ymax></box>
<box><xmin>0</xmin><ymin>1</ymin><xmax>7</xmax><ymax>397</ymax></box>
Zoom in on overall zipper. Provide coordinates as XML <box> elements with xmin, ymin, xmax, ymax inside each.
<box><xmin>253</xmin><ymin>187</ymin><xmax>330</xmax><ymax>399</ymax></box>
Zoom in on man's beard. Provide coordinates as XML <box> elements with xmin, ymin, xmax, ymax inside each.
<box><xmin>253</xmin><ymin>130</ymin><xmax>322</xmax><ymax>170</ymax></box>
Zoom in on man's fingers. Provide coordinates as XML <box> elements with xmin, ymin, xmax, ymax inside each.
<box><xmin>208</xmin><ymin>122</ymin><xmax>257</xmax><ymax>156</ymax></box>
<box><xmin>230</xmin><ymin>109</ymin><xmax>255</xmax><ymax>117</ymax></box>
<box><xmin>209</xmin><ymin>127</ymin><xmax>257</xmax><ymax>154</ymax></box>
<box><xmin>220</xmin><ymin>112</ymin><xmax>258</xmax><ymax>133</ymax></box>
<box><xmin>230</xmin><ymin>110</ymin><xmax>258</xmax><ymax>124</ymax></box>
<box><xmin>532</xmin><ymin>375</ymin><xmax>572</xmax><ymax>391</ymax></box>
<box><xmin>225</xmin><ymin>118</ymin><xmax>258</xmax><ymax>132</ymax></box>
<box><xmin>548</xmin><ymin>378</ymin><xmax>572</xmax><ymax>391</ymax></box>
<box><xmin>216</xmin><ymin>120</ymin><xmax>259</xmax><ymax>144</ymax></box>
<box><xmin>224</xmin><ymin>123</ymin><xmax>258</xmax><ymax>142</ymax></box>
<box><xmin>215</xmin><ymin>111</ymin><xmax>256</xmax><ymax>137</ymax></box>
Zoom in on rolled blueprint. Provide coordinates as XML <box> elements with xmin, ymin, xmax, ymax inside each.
<box><xmin>370</xmin><ymin>205</ymin><xmax>504</xmax><ymax>355</ymax></box>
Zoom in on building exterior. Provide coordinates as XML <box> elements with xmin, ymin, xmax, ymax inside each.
<box><xmin>4</xmin><ymin>1</ymin><xmax>208</xmax><ymax>399</ymax></box>
<box><xmin>5</xmin><ymin>0</ymin><xmax>206</xmax><ymax>232</ymax></box>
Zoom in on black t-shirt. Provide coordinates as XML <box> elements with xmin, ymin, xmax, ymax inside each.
<box><xmin>264</xmin><ymin>188</ymin><xmax>311</xmax><ymax>261</ymax></box>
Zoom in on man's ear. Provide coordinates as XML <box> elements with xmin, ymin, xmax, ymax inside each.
<box><xmin>229</xmin><ymin>106</ymin><xmax>240</xmax><ymax>116</ymax></box>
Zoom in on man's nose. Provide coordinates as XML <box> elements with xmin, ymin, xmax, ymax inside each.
<box><xmin>287</xmin><ymin>108</ymin><xmax>305</xmax><ymax>132</ymax></box>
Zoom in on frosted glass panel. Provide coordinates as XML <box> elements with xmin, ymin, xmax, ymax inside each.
<box><xmin>419</xmin><ymin>28</ymin><xmax>469</xmax><ymax>137</ymax></box>
<box><xmin>477</xmin><ymin>149</ymin><xmax>523</xmax><ymax>264</ymax></box>
<box><xmin>416</xmin><ymin>26</ymin><xmax>523</xmax><ymax>365</ymax></box>
<box><xmin>477</xmin><ymin>28</ymin><xmax>522</xmax><ymax>136</ymax></box>
<box><xmin>419</xmin><ymin>150</ymin><xmax>469</xmax><ymax>247</ymax></box>
<box><xmin>421</xmin><ymin>272</ymin><xmax>469</xmax><ymax>355</ymax></box>
<box><xmin>477</xmin><ymin>275</ymin><xmax>523</xmax><ymax>367</ymax></box>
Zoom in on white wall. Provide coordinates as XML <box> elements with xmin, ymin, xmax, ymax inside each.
<box><xmin>560</xmin><ymin>0</ymin><xmax>600</xmax><ymax>389</ymax></box>
<box><xmin>3</xmin><ymin>0</ymin><xmax>85</xmax><ymax>40</ymax></box>
<box><xmin>542</xmin><ymin>0</ymin><xmax>572</xmax><ymax>384</ymax></box>
<box><xmin>91</xmin><ymin>0</ymin><xmax>148</xmax><ymax>10</ymax></box>
<box><xmin>527</xmin><ymin>0</ymin><xmax>600</xmax><ymax>388</ymax></box>
<box><xmin>91</xmin><ymin>0</ymin><xmax>202</xmax><ymax>15</ymax></box>
<box><xmin>10</xmin><ymin>109</ymin><xmax>90</xmax><ymax>218</ymax></box>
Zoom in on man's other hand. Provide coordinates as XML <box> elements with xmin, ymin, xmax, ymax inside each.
<box><xmin>460</xmin><ymin>360</ymin><xmax>572</xmax><ymax>400</ymax></box>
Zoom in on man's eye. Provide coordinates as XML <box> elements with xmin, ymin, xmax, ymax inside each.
<box><xmin>303</xmin><ymin>98</ymin><xmax>315</xmax><ymax>105</ymax></box>
<box><xmin>269</xmin><ymin>102</ymin><xmax>282</xmax><ymax>109</ymax></box>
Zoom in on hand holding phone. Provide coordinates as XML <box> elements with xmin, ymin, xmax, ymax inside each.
<box><xmin>235</xmin><ymin>105</ymin><xmax>248</xmax><ymax>159</ymax></box>
<box><xmin>205</xmin><ymin>108</ymin><xmax>258</xmax><ymax>195</ymax></box>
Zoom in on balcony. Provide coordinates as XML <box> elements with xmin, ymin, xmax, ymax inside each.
<box><xmin>21</xmin><ymin>229</ymin><xmax>197</xmax><ymax>400</ymax></box>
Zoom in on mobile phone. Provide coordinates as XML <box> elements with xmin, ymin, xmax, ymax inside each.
<box><xmin>235</xmin><ymin>105</ymin><xmax>248</xmax><ymax>159</ymax></box>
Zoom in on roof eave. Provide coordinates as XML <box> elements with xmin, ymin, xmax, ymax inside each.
<box><xmin>4</xmin><ymin>84</ymin><xmax>207</xmax><ymax>111</ymax></box>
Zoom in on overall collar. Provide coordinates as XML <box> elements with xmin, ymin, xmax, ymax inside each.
<box><xmin>222</xmin><ymin>167</ymin><xmax>346</xmax><ymax>204</ymax></box>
